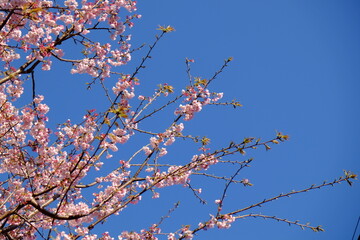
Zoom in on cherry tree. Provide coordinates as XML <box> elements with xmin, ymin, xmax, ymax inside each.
<box><xmin>0</xmin><ymin>1</ymin><xmax>357</xmax><ymax>239</ymax></box>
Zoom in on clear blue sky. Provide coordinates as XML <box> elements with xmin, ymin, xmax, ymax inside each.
<box><xmin>29</xmin><ymin>1</ymin><xmax>360</xmax><ymax>239</ymax></box>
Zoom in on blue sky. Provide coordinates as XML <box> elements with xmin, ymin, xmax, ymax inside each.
<box><xmin>27</xmin><ymin>0</ymin><xmax>360</xmax><ymax>239</ymax></box>
<box><xmin>125</xmin><ymin>1</ymin><xmax>360</xmax><ymax>239</ymax></box>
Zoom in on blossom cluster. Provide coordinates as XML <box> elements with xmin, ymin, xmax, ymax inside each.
<box><xmin>0</xmin><ymin>0</ymin><xmax>137</xmax><ymax>80</ymax></box>
<box><xmin>197</xmin><ymin>214</ymin><xmax>236</xmax><ymax>231</ymax></box>
<box><xmin>146</xmin><ymin>165</ymin><xmax>192</xmax><ymax>189</ymax></box>
<box><xmin>191</xmin><ymin>153</ymin><xmax>219</xmax><ymax>171</ymax></box>
<box><xmin>175</xmin><ymin>85</ymin><xmax>223</xmax><ymax>120</ymax></box>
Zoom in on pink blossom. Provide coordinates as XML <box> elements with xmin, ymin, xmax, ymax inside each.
<box><xmin>164</xmin><ymin>136</ymin><xmax>175</xmax><ymax>146</ymax></box>
<box><xmin>174</xmin><ymin>123</ymin><xmax>184</xmax><ymax>132</ymax></box>
<box><xmin>119</xmin><ymin>231</ymin><xmax>141</xmax><ymax>240</ymax></box>
<box><xmin>167</xmin><ymin>233</ymin><xmax>176</xmax><ymax>240</ymax></box>
<box><xmin>33</xmin><ymin>95</ymin><xmax>44</xmax><ymax>104</ymax></box>
<box><xmin>152</xmin><ymin>192</ymin><xmax>160</xmax><ymax>199</ymax></box>
<box><xmin>143</xmin><ymin>146</ymin><xmax>152</xmax><ymax>155</ymax></box>
<box><xmin>180</xmin><ymin>227</ymin><xmax>194</xmax><ymax>240</ymax></box>
<box><xmin>37</xmin><ymin>103</ymin><xmax>50</xmax><ymax>114</ymax></box>
<box><xmin>159</xmin><ymin>147</ymin><xmax>168</xmax><ymax>157</ymax></box>
<box><xmin>150</xmin><ymin>137</ymin><xmax>159</xmax><ymax>148</ymax></box>
<box><xmin>216</xmin><ymin>214</ymin><xmax>236</xmax><ymax>229</ymax></box>
<box><xmin>64</xmin><ymin>0</ymin><xmax>78</xmax><ymax>11</ymax></box>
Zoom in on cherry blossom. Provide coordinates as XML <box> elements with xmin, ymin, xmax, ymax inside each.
<box><xmin>0</xmin><ymin>1</ymin><xmax>354</xmax><ymax>239</ymax></box>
